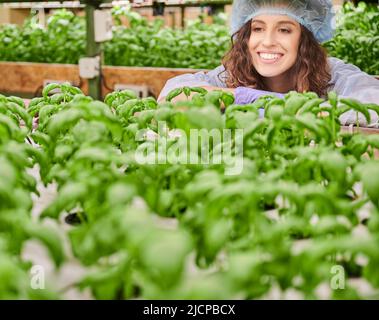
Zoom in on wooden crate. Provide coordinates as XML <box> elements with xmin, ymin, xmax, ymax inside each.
<box><xmin>0</xmin><ymin>61</ymin><xmax>202</xmax><ymax>98</ymax></box>
<box><xmin>341</xmin><ymin>126</ymin><xmax>379</xmax><ymax>135</ymax></box>
<box><xmin>0</xmin><ymin>7</ymin><xmax>30</xmax><ymax>25</ymax></box>
<box><xmin>0</xmin><ymin>61</ymin><xmax>85</xmax><ymax>97</ymax></box>
<box><xmin>101</xmin><ymin>65</ymin><xmax>202</xmax><ymax>97</ymax></box>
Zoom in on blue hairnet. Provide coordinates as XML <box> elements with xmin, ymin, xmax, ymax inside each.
<box><xmin>230</xmin><ymin>0</ymin><xmax>335</xmax><ymax>43</ymax></box>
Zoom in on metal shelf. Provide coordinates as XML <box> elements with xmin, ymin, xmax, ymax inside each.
<box><xmin>0</xmin><ymin>1</ymin><xmax>232</xmax><ymax>9</ymax></box>
<box><xmin>1</xmin><ymin>1</ymin><xmax>84</xmax><ymax>8</ymax></box>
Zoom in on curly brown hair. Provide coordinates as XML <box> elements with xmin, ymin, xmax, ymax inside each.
<box><xmin>222</xmin><ymin>20</ymin><xmax>332</xmax><ymax>97</ymax></box>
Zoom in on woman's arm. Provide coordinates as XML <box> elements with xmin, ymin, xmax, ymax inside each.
<box><xmin>157</xmin><ymin>65</ymin><xmax>227</xmax><ymax>102</ymax></box>
<box><xmin>328</xmin><ymin>57</ymin><xmax>379</xmax><ymax>126</ymax></box>
<box><xmin>157</xmin><ymin>64</ymin><xmax>284</xmax><ymax>104</ymax></box>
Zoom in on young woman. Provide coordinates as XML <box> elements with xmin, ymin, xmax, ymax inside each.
<box><xmin>158</xmin><ymin>0</ymin><xmax>379</xmax><ymax>126</ymax></box>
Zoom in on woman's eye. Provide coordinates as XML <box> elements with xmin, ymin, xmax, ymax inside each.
<box><xmin>279</xmin><ymin>28</ymin><xmax>291</xmax><ymax>33</ymax></box>
<box><xmin>252</xmin><ymin>27</ymin><xmax>263</xmax><ymax>32</ymax></box>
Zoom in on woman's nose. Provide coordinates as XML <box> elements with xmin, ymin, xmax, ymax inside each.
<box><xmin>261</xmin><ymin>31</ymin><xmax>277</xmax><ymax>47</ymax></box>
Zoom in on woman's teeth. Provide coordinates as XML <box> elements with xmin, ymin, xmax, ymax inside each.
<box><xmin>259</xmin><ymin>53</ymin><xmax>282</xmax><ymax>60</ymax></box>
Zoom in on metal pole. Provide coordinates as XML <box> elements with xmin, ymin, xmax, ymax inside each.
<box><xmin>169</xmin><ymin>10</ymin><xmax>176</xmax><ymax>29</ymax></box>
<box><xmin>180</xmin><ymin>5</ymin><xmax>185</xmax><ymax>28</ymax></box>
<box><xmin>85</xmin><ymin>2</ymin><xmax>101</xmax><ymax>100</ymax></box>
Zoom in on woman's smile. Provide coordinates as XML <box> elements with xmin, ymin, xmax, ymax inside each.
<box><xmin>256</xmin><ymin>51</ymin><xmax>285</xmax><ymax>64</ymax></box>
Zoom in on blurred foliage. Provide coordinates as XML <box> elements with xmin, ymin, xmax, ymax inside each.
<box><xmin>324</xmin><ymin>1</ymin><xmax>379</xmax><ymax>75</ymax></box>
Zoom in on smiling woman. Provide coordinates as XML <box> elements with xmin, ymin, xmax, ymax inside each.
<box><xmin>224</xmin><ymin>14</ymin><xmax>330</xmax><ymax>97</ymax></box>
<box><xmin>158</xmin><ymin>0</ymin><xmax>379</xmax><ymax>127</ymax></box>
<box><xmin>250</xmin><ymin>18</ymin><xmax>300</xmax><ymax>78</ymax></box>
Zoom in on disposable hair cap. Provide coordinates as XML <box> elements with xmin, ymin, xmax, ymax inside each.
<box><xmin>230</xmin><ymin>0</ymin><xmax>335</xmax><ymax>42</ymax></box>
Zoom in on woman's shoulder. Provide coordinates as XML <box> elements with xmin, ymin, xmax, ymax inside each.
<box><xmin>327</xmin><ymin>56</ymin><xmax>378</xmax><ymax>85</ymax></box>
<box><xmin>327</xmin><ymin>56</ymin><xmax>347</xmax><ymax>66</ymax></box>
<box><xmin>327</xmin><ymin>57</ymin><xmax>363</xmax><ymax>75</ymax></box>
<box><xmin>327</xmin><ymin>56</ymin><xmax>379</xmax><ymax>106</ymax></box>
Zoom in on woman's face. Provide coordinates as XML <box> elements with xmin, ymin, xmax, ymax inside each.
<box><xmin>248</xmin><ymin>15</ymin><xmax>301</xmax><ymax>78</ymax></box>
